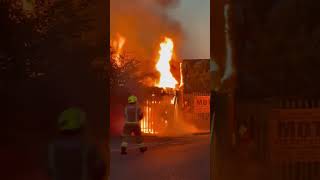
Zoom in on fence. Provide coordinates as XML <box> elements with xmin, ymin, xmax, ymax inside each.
<box><xmin>182</xmin><ymin>92</ymin><xmax>210</xmax><ymax>131</ymax></box>
<box><xmin>268</xmin><ymin>98</ymin><xmax>320</xmax><ymax>180</ymax></box>
<box><xmin>140</xmin><ymin>95</ymin><xmax>174</xmax><ymax>135</ymax></box>
<box><xmin>275</xmin><ymin>161</ymin><xmax>320</xmax><ymax>180</ymax></box>
<box><xmin>273</xmin><ymin>98</ymin><xmax>320</xmax><ymax>109</ymax></box>
<box><xmin>234</xmin><ymin>99</ymin><xmax>269</xmax><ymax>160</ymax></box>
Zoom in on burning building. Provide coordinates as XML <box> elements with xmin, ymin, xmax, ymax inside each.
<box><xmin>109</xmin><ymin>30</ymin><xmax>212</xmax><ymax>136</ymax></box>
<box><xmin>110</xmin><ymin>0</ymin><xmax>187</xmax><ymax>136</ymax></box>
<box><xmin>109</xmin><ymin>36</ymin><xmax>211</xmax><ymax>136</ymax></box>
<box><xmin>110</xmin><ymin>0</ymin><xmax>210</xmax><ymax>136</ymax></box>
<box><xmin>137</xmin><ymin>37</ymin><xmax>187</xmax><ymax>136</ymax></box>
<box><xmin>138</xmin><ymin>56</ymin><xmax>212</xmax><ymax>135</ymax></box>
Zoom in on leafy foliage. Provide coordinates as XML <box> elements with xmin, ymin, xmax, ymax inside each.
<box><xmin>109</xmin><ymin>46</ymin><xmax>141</xmax><ymax>92</ymax></box>
<box><xmin>1</xmin><ymin>0</ymin><xmax>96</xmax><ymax>81</ymax></box>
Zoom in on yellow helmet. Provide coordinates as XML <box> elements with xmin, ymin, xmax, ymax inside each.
<box><xmin>58</xmin><ymin>107</ymin><xmax>86</xmax><ymax>131</ymax></box>
<box><xmin>128</xmin><ymin>95</ymin><xmax>138</xmax><ymax>104</ymax></box>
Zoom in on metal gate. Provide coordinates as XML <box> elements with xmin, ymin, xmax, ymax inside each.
<box><xmin>278</xmin><ymin>161</ymin><xmax>320</xmax><ymax>180</ymax></box>
<box><xmin>140</xmin><ymin>91</ymin><xmax>176</xmax><ymax>135</ymax></box>
<box><xmin>269</xmin><ymin>98</ymin><xmax>320</xmax><ymax>180</ymax></box>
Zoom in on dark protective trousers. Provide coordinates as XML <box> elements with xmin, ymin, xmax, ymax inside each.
<box><xmin>121</xmin><ymin>123</ymin><xmax>145</xmax><ymax>148</ymax></box>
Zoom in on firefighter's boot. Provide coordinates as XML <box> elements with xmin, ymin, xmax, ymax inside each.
<box><xmin>139</xmin><ymin>146</ymin><xmax>147</xmax><ymax>153</ymax></box>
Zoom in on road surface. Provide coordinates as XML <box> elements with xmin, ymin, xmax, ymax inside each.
<box><xmin>110</xmin><ymin>135</ymin><xmax>210</xmax><ymax>180</ymax></box>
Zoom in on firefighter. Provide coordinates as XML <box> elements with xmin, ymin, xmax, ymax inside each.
<box><xmin>121</xmin><ymin>95</ymin><xmax>147</xmax><ymax>155</ymax></box>
<box><xmin>47</xmin><ymin>107</ymin><xmax>107</xmax><ymax>180</ymax></box>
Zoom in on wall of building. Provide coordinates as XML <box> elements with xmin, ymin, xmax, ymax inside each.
<box><xmin>182</xmin><ymin>59</ymin><xmax>210</xmax><ymax>93</ymax></box>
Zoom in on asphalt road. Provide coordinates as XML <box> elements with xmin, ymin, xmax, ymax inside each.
<box><xmin>110</xmin><ymin>135</ymin><xmax>210</xmax><ymax>180</ymax></box>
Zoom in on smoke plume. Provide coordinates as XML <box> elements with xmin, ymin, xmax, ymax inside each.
<box><xmin>110</xmin><ymin>0</ymin><xmax>184</xmax><ymax>83</ymax></box>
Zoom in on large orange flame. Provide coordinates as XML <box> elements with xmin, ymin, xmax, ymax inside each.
<box><xmin>111</xmin><ymin>33</ymin><xmax>126</xmax><ymax>67</ymax></box>
<box><xmin>155</xmin><ymin>37</ymin><xmax>178</xmax><ymax>88</ymax></box>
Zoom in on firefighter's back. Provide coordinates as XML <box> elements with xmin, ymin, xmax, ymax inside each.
<box><xmin>125</xmin><ymin>104</ymin><xmax>140</xmax><ymax>123</ymax></box>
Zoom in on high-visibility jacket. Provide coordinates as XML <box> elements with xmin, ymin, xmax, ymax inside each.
<box><xmin>58</xmin><ymin>107</ymin><xmax>86</xmax><ymax>131</ymax></box>
<box><xmin>48</xmin><ymin>134</ymin><xmax>106</xmax><ymax>180</ymax></box>
<box><xmin>124</xmin><ymin>104</ymin><xmax>143</xmax><ymax>123</ymax></box>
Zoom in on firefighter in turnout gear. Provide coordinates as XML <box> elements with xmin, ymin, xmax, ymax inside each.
<box><xmin>121</xmin><ymin>95</ymin><xmax>147</xmax><ymax>155</ymax></box>
<box><xmin>47</xmin><ymin>107</ymin><xmax>107</xmax><ymax>180</ymax></box>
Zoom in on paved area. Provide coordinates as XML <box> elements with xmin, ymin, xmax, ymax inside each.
<box><xmin>212</xmin><ymin>140</ymin><xmax>270</xmax><ymax>180</ymax></box>
<box><xmin>1</xmin><ymin>135</ymin><xmax>210</xmax><ymax>180</ymax></box>
<box><xmin>110</xmin><ymin>135</ymin><xmax>210</xmax><ymax>180</ymax></box>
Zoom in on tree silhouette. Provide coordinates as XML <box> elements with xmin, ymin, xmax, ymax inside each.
<box><xmin>1</xmin><ymin>0</ymin><xmax>107</xmax><ymax>141</ymax></box>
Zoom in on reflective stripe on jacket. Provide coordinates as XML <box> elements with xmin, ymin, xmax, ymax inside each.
<box><xmin>124</xmin><ymin>104</ymin><xmax>142</xmax><ymax>123</ymax></box>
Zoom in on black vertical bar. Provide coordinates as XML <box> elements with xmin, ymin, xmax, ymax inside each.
<box><xmin>289</xmin><ymin>161</ymin><xmax>293</xmax><ymax>180</ymax></box>
<box><xmin>210</xmin><ymin>91</ymin><xmax>216</xmax><ymax>131</ymax></box>
<box><xmin>307</xmin><ymin>161</ymin><xmax>312</xmax><ymax>180</ymax></box>
<box><xmin>315</xmin><ymin>161</ymin><xmax>319</xmax><ymax>178</ymax></box>
<box><xmin>283</xmin><ymin>161</ymin><xmax>287</xmax><ymax>180</ymax></box>
<box><xmin>295</xmin><ymin>161</ymin><xmax>300</xmax><ymax>180</ymax></box>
